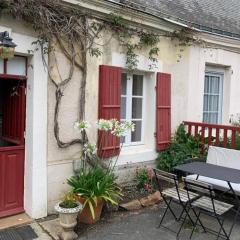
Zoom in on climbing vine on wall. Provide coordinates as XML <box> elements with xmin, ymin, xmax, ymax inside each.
<box><xmin>0</xmin><ymin>0</ymin><xmax>199</xmax><ymax>149</ymax></box>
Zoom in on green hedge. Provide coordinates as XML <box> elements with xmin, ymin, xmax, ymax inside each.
<box><xmin>156</xmin><ymin>124</ymin><xmax>205</xmax><ymax>172</ymax></box>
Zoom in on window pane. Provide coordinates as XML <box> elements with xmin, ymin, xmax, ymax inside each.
<box><xmin>7</xmin><ymin>57</ymin><xmax>26</xmax><ymax>76</ymax></box>
<box><xmin>132</xmin><ymin>98</ymin><xmax>142</xmax><ymax>119</ymax></box>
<box><xmin>131</xmin><ymin>121</ymin><xmax>142</xmax><ymax>142</ymax></box>
<box><xmin>121</xmin><ymin>73</ymin><xmax>127</xmax><ymax>95</ymax></box>
<box><xmin>132</xmin><ymin>74</ymin><xmax>143</xmax><ymax>96</ymax></box>
<box><xmin>0</xmin><ymin>60</ymin><xmax>3</xmax><ymax>74</ymax></box>
<box><xmin>203</xmin><ymin>94</ymin><xmax>208</xmax><ymax>111</ymax></box>
<box><xmin>208</xmin><ymin>76</ymin><xmax>213</xmax><ymax>93</ymax></box>
<box><xmin>204</xmin><ymin>76</ymin><xmax>209</xmax><ymax>93</ymax></box>
<box><xmin>203</xmin><ymin>72</ymin><xmax>223</xmax><ymax>124</ymax></box>
<box><xmin>121</xmin><ymin>97</ymin><xmax>127</xmax><ymax>119</ymax></box>
<box><xmin>203</xmin><ymin>113</ymin><xmax>208</xmax><ymax>123</ymax></box>
<box><xmin>212</xmin><ymin>76</ymin><xmax>220</xmax><ymax>94</ymax></box>
<box><xmin>203</xmin><ymin>112</ymin><xmax>218</xmax><ymax>124</ymax></box>
<box><xmin>209</xmin><ymin>113</ymin><xmax>218</xmax><ymax>124</ymax></box>
<box><xmin>209</xmin><ymin>95</ymin><xmax>219</xmax><ymax>111</ymax></box>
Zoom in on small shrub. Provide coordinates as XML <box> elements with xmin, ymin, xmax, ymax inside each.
<box><xmin>235</xmin><ymin>133</ymin><xmax>240</xmax><ymax>150</ymax></box>
<box><xmin>60</xmin><ymin>192</ymin><xmax>78</xmax><ymax>209</ymax></box>
<box><xmin>156</xmin><ymin>124</ymin><xmax>205</xmax><ymax>172</ymax></box>
<box><xmin>135</xmin><ymin>167</ymin><xmax>154</xmax><ymax>192</ymax></box>
<box><xmin>229</xmin><ymin>114</ymin><xmax>240</xmax><ymax>150</ymax></box>
<box><xmin>218</xmin><ymin>132</ymin><xmax>240</xmax><ymax>150</ymax></box>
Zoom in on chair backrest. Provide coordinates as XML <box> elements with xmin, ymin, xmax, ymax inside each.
<box><xmin>207</xmin><ymin>146</ymin><xmax>240</xmax><ymax>170</ymax></box>
<box><xmin>183</xmin><ymin>177</ymin><xmax>214</xmax><ymax>196</ymax></box>
<box><xmin>153</xmin><ymin>168</ymin><xmax>178</xmax><ymax>192</ymax></box>
<box><xmin>183</xmin><ymin>177</ymin><xmax>217</xmax><ymax>212</ymax></box>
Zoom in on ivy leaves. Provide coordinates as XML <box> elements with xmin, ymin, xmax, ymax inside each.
<box><xmin>106</xmin><ymin>13</ymin><xmax>161</xmax><ymax>70</ymax></box>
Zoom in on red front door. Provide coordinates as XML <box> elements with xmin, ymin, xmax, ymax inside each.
<box><xmin>0</xmin><ymin>77</ymin><xmax>26</xmax><ymax>218</ymax></box>
<box><xmin>0</xmin><ymin>146</ymin><xmax>24</xmax><ymax>217</ymax></box>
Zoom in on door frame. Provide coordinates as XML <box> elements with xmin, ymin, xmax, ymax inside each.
<box><xmin>0</xmin><ymin>25</ymin><xmax>48</xmax><ymax>219</ymax></box>
<box><xmin>0</xmin><ymin>58</ymin><xmax>27</xmax><ymax>218</ymax></box>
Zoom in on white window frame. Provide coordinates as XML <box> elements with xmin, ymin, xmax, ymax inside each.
<box><xmin>203</xmin><ymin>70</ymin><xmax>224</xmax><ymax>124</ymax></box>
<box><xmin>121</xmin><ymin>72</ymin><xmax>146</xmax><ymax>146</ymax></box>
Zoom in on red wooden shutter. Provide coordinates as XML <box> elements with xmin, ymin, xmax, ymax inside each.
<box><xmin>2</xmin><ymin>82</ymin><xmax>26</xmax><ymax>145</ymax></box>
<box><xmin>98</xmin><ymin>65</ymin><xmax>121</xmax><ymax>158</ymax></box>
<box><xmin>156</xmin><ymin>73</ymin><xmax>171</xmax><ymax>151</ymax></box>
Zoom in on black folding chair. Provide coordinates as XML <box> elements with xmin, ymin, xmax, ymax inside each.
<box><xmin>183</xmin><ymin>178</ymin><xmax>234</xmax><ymax>240</ymax></box>
<box><xmin>153</xmin><ymin>169</ymin><xmax>202</xmax><ymax>238</ymax></box>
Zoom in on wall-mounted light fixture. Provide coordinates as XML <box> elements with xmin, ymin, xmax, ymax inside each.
<box><xmin>0</xmin><ymin>31</ymin><xmax>17</xmax><ymax>59</ymax></box>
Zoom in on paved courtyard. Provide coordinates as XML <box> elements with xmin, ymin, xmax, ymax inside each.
<box><xmin>76</xmin><ymin>203</ymin><xmax>240</xmax><ymax>240</ymax></box>
<box><xmin>36</xmin><ymin>202</ymin><xmax>240</xmax><ymax>240</ymax></box>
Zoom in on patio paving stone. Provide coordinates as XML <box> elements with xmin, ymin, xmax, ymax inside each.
<box><xmin>37</xmin><ymin>202</ymin><xmax>240</xmax><ymax>240</ymax></box>
<box><xmin>77</xmin><ymin>203</ymin><xmax>240</xmax><ymax>240</ymax></box>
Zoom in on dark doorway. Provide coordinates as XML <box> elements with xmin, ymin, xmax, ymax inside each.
<box><xmin>0</xmin><ymin>77</ymin><xmax>26</xmax><ymax>218</ymax></box>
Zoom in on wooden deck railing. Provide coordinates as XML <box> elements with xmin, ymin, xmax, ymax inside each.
<box><xmin>183</xmin><ymin>121</ymin><xmax>240</xmax><ymax>149</ymax></box>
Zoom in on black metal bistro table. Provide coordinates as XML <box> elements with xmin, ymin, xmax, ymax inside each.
<box><xmin>175</xmin><ymin>161</ymin><xmax>240</xmax><ymax>239</ymax></box>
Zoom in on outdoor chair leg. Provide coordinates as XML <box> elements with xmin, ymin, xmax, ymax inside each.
<box><xmin>215</xmin><ymin>216</ymin><xmax>230</xmax><ymax>240</ymax></box>
<box><xmin>176</xmin><ymin>211</ymin><xmax>188</xmax><ymax>239</ymax></box>
<box><xmin>181</xmin><ymin>205</ymin><xmax>197</xmax><ymax>227</ymax></box>
<box><xmin>191</xmin><ymin>208</ymin><xmax>206</xmax><ymax>233</ymax></box>
<box><xmin>190</xmin><ymin>211</ymin><xmax>201</xmax><ymax>239</ymax></box>
<box><xmin>227</xmin><ymin>182</ymin><xmax>240</xmax><ymax>239</ymax></box>
<box><xmin>158</xmin><ymin>198</ymin><xmax>176</xmax><ymax>228</ymax></box>
<box><xmin>176</xmin><ymin>206</ymin><xmax>186</xmax><ymax>222</ymax></box>
<box><xmin>165</xmin><ymin>198</ymin><xmax>179</xmax><ymax>221</ymax></box>
<box><xmin>157</xmin><ymin>205</ymin><xmax>169</xmax><ymax>228</ymax></box>
<box><xmin>227</xmin><ymin>206</ymin><xmax>240</xmax><ymax>239</ymax></box>
<box><xmin>216</xmin><ymin>219</ymin><xmax>224</xmax><ymax>240</ymax></box>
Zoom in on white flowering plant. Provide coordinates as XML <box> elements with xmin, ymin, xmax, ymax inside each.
<box><xmin>74</xmin><ymin>120</ymin><xmax>91</xmax><ymax>132</ymax></box>
<box><xmin>230</xmin><ymin>113</ymin><xmax>240</xmax><ymax>127</ymax></box>
<box><xmin>68</xmin><ymin>119</ymin><xmax>135</xmax><ymax>218</ymax></box>
<box><xmin>74</xmin><ymin>118</ymin><xmax>135</xmax><ymax>170</ymax></box>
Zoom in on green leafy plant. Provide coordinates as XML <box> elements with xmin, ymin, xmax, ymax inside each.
<box><xmin>235</xmin><ymin>133</ymin><xmax>240</xmax><ymax>150</ymax></box>
<box><xmin>59</xmin><ymin>192</ymin><xmax>78</xmax><ymax>209</ymax></box>
<box><xmin>69</xmin><ymin>119</ymin><xmax>134</xmax><ymax>221</ymax></box>
<box><xmin>135</xmin><ymin>167</ymin><xmax>154</xmax><ymax>192</ymax></box>
<box><xmin>67</xmin><ymin>167</ymin><xmax>123</xmax><ymax>219</ymax></box>
<box><xmin>227</xmin><ymin>114</ymin><xmax>240</xmax><ymax>150</ymax></box>
<box><xmin>156</xmin><ymin>124</ymin><xmax>205</xmax><ymax>172</ymax></box>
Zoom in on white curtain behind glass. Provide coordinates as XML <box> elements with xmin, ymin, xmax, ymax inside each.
<box><xmin>203</xmin><ymin>73</ymin><xmax>223</xmax><ymax>124</ymax></box>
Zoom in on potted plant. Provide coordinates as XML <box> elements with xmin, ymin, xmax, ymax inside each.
<box><xmin>67</xmin><ymin>166</ymin><xmax>122</xmax><ymax>224</ymax></box>
<box><xmin>55</xmin><ymin>192</ymin><xmax>82</xmax><ymax>240</ymax></box>
<box><xmin>68</xmin><ymin>119</ymin><xmax>134</xmax><ymax>224</ymax></box>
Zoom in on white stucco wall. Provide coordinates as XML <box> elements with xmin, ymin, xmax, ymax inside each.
<box><xmin>2</xmin><ymin>9</ymin><xmax>240</xmax><ymax>217</ymax></box>
<box><xmin>0</xmin><ymin>16</ymin><xmax>48</xmax><ymax>219</ymax></box>
<box><xmin>46</xmin><ymin>30</ymin><xmax>240</xmax><ymax>214</ymax></box>
<box><xmin>46</xmin><ymin>31</ymin><xmax>186</xmax><ymax>213</ymax></box>
<box><xmin>186</xmin><ymin>45</ymin><xmax>240</xmax><ymax>125</ymax></box>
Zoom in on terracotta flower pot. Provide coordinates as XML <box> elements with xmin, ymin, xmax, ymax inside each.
<box><xmin>76</xmin><ymin>195</ymin><xmax>104</xmax><ymax>224</ymax></box>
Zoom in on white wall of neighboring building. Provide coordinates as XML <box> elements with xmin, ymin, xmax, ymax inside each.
<box><xmin>186</xmin><ymin>44</ymin><xmax>240</xmax><ymax>125</ymax></box>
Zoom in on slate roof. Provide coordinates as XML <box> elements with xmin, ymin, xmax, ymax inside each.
<box><xmin>109</xmin><ymin>0</ymin><xmax>240</xmax><ymax>39</ymax></box>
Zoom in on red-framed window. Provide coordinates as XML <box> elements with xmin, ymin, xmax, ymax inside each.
<box><xmin>98</xmin><ymin>65</ymin><xmax>172</xmax><ymax>157</ymax></box>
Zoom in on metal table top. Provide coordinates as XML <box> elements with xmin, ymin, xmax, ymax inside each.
<box><xmin>175</xmin><ymin>161</ymin><xmax>240</xmax><ymax>184</ymax></box>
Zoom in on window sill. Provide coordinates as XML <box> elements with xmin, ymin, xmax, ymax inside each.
<box><xmin>117</xmin><ymin>145</ymin><xmax>158</xmax><ymax>166</ymax></box>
